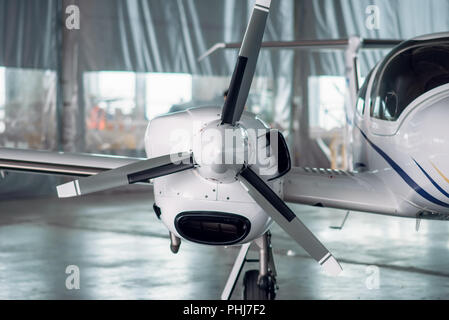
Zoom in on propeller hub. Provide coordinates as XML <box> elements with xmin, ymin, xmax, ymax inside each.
<box><xmin>193</xmin><ymin>120</ymin><xmax>248</xmax><ymax>183</ymax></box>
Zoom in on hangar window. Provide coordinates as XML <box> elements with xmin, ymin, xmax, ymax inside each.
<box><xmin>83</xmin><ymin>71</ymin><xmax>274</xmax><ymax>153</ymax></box>
<box><xmin>85</xmin><ymin>71</ymin><xmax>137</xmax><ymax>117</ymax></box>
<box><xmin>83</xmin><ymin>71</ymin><xmax>193</xmax><ymax>153</ymax></box>
<box><xmin>0</xmin><ymin>68</ymin><xmax>57</xmax><ymax>149</ymax></box>
<box><xmin>84</xmin><ymin>71</ymin><xmax>139</xmax><ymax>152</ymax></box>
<box><xmin>308</xmin><ymin>76</ymin><xmax>346</xmax><ymax>131</ymax></box>
<box><xmin>370</xmin><ymin>40</ymin><xmax>449</xmax><ymax>121</ymax></box>
<box><xmin>0</xmin><ymin>67</ymin><xmax>4</xmax><ymax>106</ymax></box>
<box><xmin>0</xmin><ymin>67</ymin><xmax>5</xmax><ymax>133</ymax></box>
<box><xmin>185</xmin><ymin>75</ymin><xmax>274</xmax><ymax>123</ymax></box>
<box><xmin>145</xmin><ymin>73</ymin><xmax>192</xmax><ymax>120</ymax></box>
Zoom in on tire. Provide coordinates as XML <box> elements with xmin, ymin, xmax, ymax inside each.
<box><xmin>243</xmin><ymin>270</ymin><xmax>275</xmax><ymax>300</ymax></box>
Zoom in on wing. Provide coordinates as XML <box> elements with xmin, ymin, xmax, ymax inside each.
<box><xmin>0</xmin><ymin>147</ymin><xmax>144</xmax><ymax>177</ymax></box>
<box><xmin>283</xmin><ymin>167</ymin><xmax>398</xmax><ymax>215</ymax></box>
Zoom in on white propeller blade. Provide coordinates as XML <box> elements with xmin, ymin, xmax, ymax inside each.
<box><xmin>221</xmin><ymin>0</ymin><xmax>272</xmax><ymax>125</ymax></box>
<box><xmin>238</xmin><ymin>167</ymin><xmax>342</xmax><ymax>276</ymax></box>
<box><xmin>57</xmin><ymin>152</ymin><xmax>194</xmax><ymax>198</ymax></box>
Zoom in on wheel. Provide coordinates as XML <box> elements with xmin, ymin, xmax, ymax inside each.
<box><xmin>243</xmin><ymin>270</ymin><xmax>276</xmax><ymax>300</ymax></box>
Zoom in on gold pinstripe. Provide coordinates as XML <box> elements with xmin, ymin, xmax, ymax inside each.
<box><xmin>431</xmin><ymin>161</ymin><xmax>449</xmax><ymax>184</ymax></box>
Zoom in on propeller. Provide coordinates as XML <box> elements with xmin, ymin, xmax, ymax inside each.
<box><xmin>221</xmin><ymin>0</ymin><xmax>342</xmax><ymax>275</ymax></box>
<box><xmin>55</xmin><ymin>0</ymin><xmax>342</xmax><ymax>276</ymax></box>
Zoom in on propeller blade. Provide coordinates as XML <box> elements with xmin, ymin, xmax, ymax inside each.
<box><xmin>221</xmin><ymin>0</ymin><xmax>272</xmax><ymax>125</ymax></box>
<box><xmin>238</xmin><ymin>167</ymin><xmax>342</xmax><ymax>276</ymax></box>
<box><xmin>56</xmin><ymin>153</ymin><xmax>194</xmax><ymax>198</ymax></box>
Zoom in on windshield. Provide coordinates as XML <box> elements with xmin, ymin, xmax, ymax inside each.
<box><xmin>370</xmin><ymin>38</ymin><xmax>449</xmax><ymax>121</ymax></box>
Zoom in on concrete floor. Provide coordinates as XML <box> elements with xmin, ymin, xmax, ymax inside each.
<box><xmin>0</xmin><ymin>191</ymin><xmax>448</xmax><ymax>300</ymax></box>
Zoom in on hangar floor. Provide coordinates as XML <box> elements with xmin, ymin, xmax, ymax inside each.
<box><xmin>0</xmin><ymin>190</ymin><xmax>448</xmax><ymax>300</ymax></box>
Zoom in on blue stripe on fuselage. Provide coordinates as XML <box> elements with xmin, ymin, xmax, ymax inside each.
<box><xmin>359</xmin><ymin>129</ymin><xmax>449</xmax><ymax>208</ymax></box>
<box><xmin>413</xmin><ymin>159</ymin><xmax>449</xmax><ymax>200</ymax></box>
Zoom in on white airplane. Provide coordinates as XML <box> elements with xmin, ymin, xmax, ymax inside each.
<box><xmin>1</xmin><ymin>0</ymin><xmax>449</xmax><ymax>300</ymax></box>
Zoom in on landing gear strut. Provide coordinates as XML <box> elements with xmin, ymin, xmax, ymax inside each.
<box><xmin>221</xmin><ymin>231</ymin><xmax>277</xmax><ymax>300</ymax></box>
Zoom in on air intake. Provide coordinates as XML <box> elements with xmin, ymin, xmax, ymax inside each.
<box><xmin>174</xmin><ymin>212</ymin><xmax>251</xmax><ymax>245</ymax></box>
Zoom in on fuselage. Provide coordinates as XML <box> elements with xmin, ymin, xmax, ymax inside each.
<box><xmin>353</xmin><ymin>34</ymin><xmax>449</xmax><ymax>219</ymax></box>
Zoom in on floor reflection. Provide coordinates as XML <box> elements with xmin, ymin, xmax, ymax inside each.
<box><xmin>0</xmin><ymin>192</ymin><xmax>448</xmax><ymax>299</ymax></box>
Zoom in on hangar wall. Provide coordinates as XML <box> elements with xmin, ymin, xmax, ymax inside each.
<box><xmin>63</xmin><ymin>0</ymin><xmax>295</xmax><ymax>153</ymax></box>
<box><xmin>296</xmin><ymin>0</ymin><xmax>449</xmax><ymax>76</ymax></box>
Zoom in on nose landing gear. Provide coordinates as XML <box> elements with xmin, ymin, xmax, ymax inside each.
<box><xmin>243</xmin><ymin>269</ymin><xmax>276</xmax><ymax>300</ymax></box>
<box><xmin>221</xmin><ymin>231</ymin><xmax>277</xmax><ymax>300</ymax></box>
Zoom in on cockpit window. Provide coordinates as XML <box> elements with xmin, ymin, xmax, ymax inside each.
<box><xmin>370</xmin><ymin>38</ymin><xmax>449</xmax><ymax>121</ymax></box>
